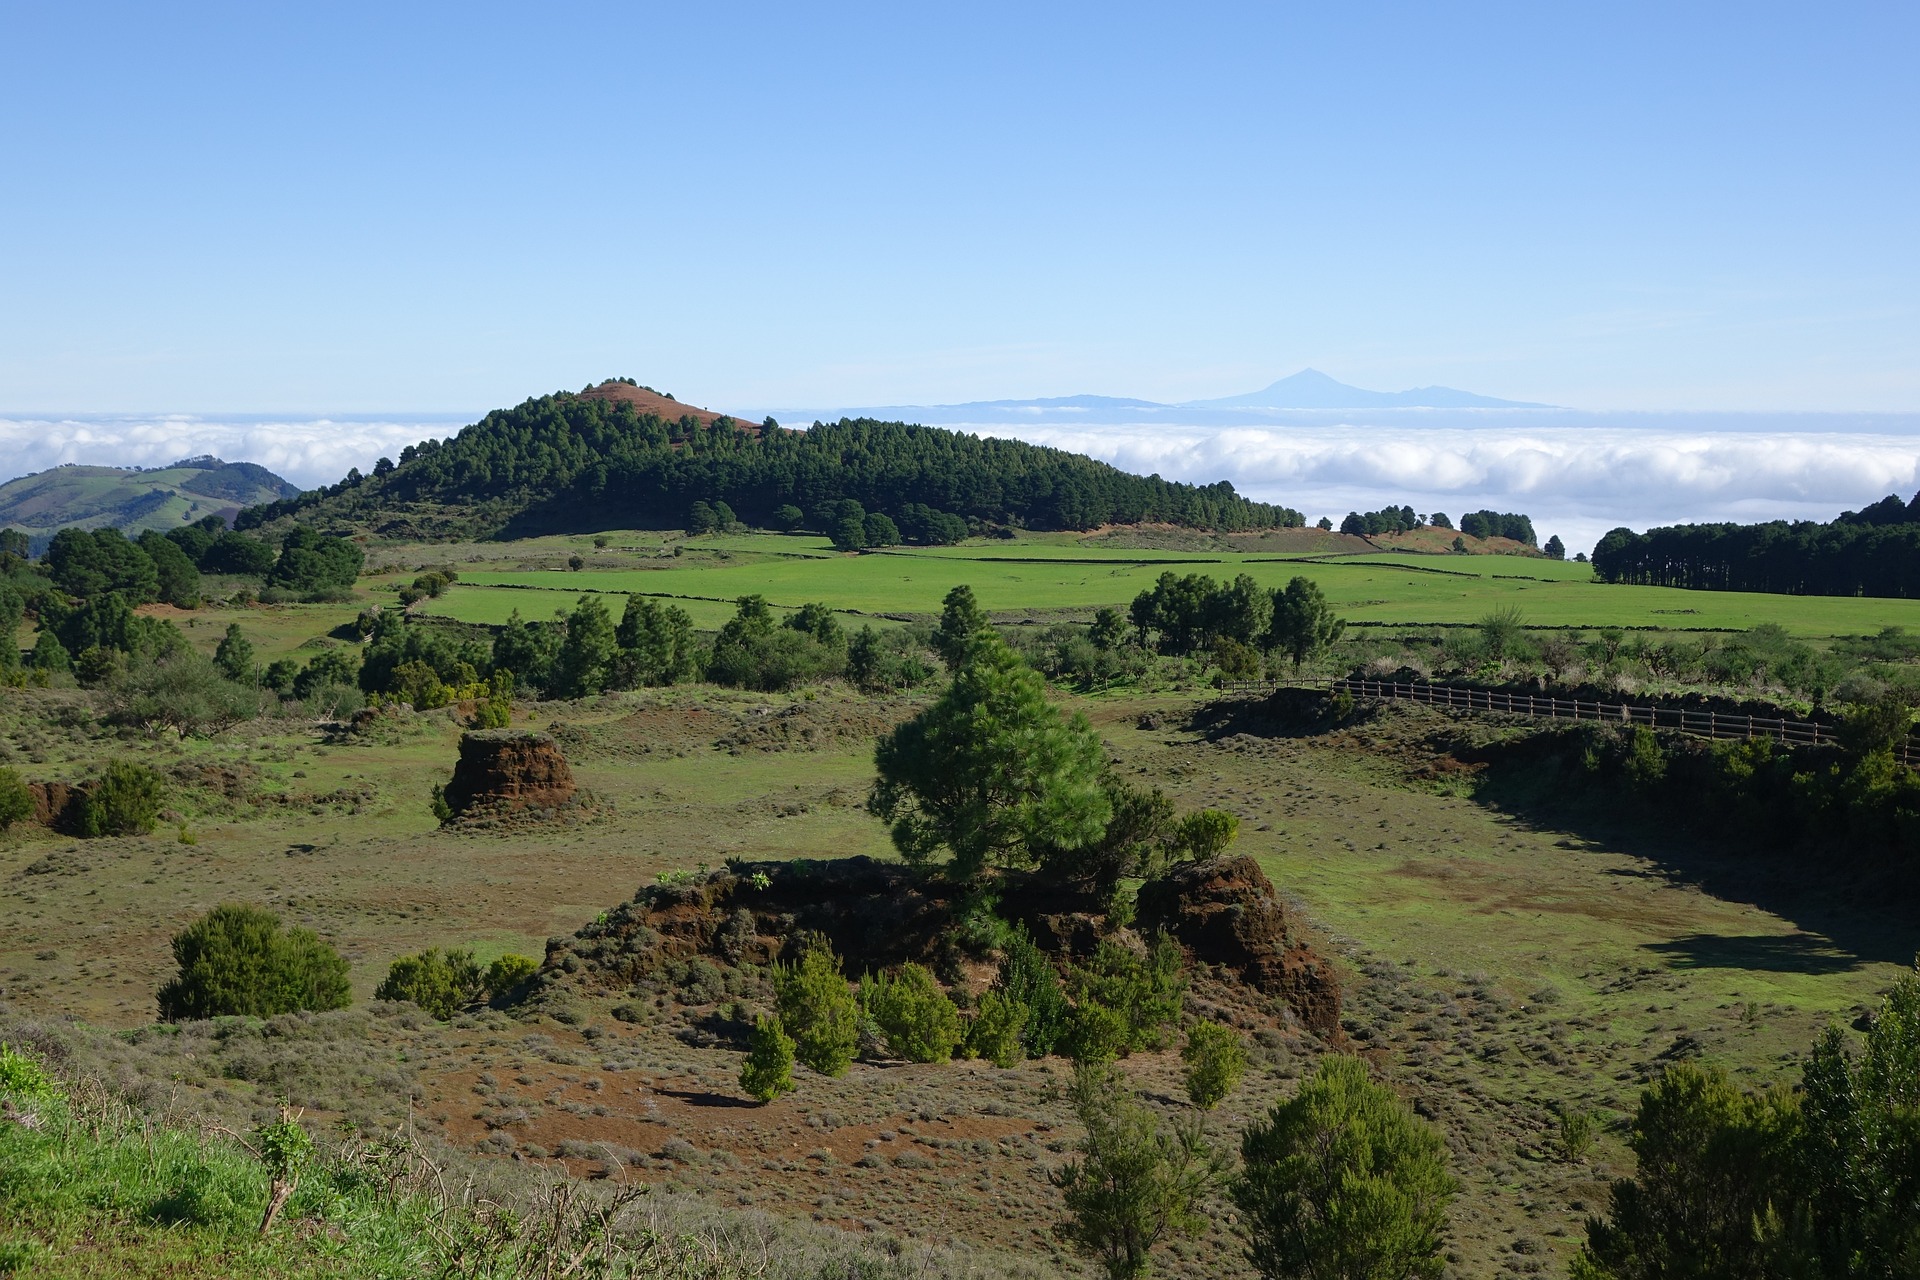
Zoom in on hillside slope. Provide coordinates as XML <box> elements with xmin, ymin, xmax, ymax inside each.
<box><xmin>0</xmin><ymin>457</ymin><xmax>299</xmax><ymax>549</ymax></box>
<box><xmin>241</xmin><ymin>379</ymin><xmax>1304</xmax><ymax>540</ymax></box>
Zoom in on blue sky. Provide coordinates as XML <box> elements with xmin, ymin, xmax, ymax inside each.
<box><xmin>3</xmin><ymin>2</ymin><xmax>1916</xmax><ymax>415</ymax></box>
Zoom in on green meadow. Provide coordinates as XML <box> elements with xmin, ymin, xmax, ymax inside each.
<box><xmin>416</xmin><ymin>531</ymin><xmax>1920</xmax><ymax>638</ymax></box>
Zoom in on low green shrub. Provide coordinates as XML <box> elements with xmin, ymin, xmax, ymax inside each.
<box><xmin>740</xmin><ymin>1015</ymin><xmax>798</xmax><ymax>1103</ymax></box>
<box><xmin>156</xmin><ymin>904</ymin><xmax>352</xmax><ymax>1021</ymax></box>
<box><xmin>775</xmin><ymin>946</ymin><xmax>859</xmax><ymax>1077</ymax></box>
<box><xmin>862</xmin><ymin>964</ymin><xmax>962</xmax><ymax>1064</ymax></box>
<box><xmin>76</xmin><ymin>760</ymin><xmax>167</xmax><ymax>837</ymax></box>
<box><xmin>375</xmin><ymin>948</ymin><xmax>484</xmax><ymax>1020</ymax></box>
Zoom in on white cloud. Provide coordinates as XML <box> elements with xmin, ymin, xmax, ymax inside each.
<box><xmin>958</xmin><ymin>420</ymin><xmax>1920</xmax><ymax>554</ymax></box>
<box><xmin>2</xmin><ymin>411</ymin><xmax>1915</xmax><ymax>558</ymax></box>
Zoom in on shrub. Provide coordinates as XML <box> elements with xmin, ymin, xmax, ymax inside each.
<box><xmin>0</xmin><ymin>766</ymin><xmax>32</xmax><ymax>830</ymax></box>
<box><xmin>110</xmin><ymin>650</ymin><xmax>264</xmax><ymax>736</ymax></box>
<box><xmin>484</xmin><ymin>953</ymin><xmax>539</xmax><ymax>998</ymax></box>
<box><xmin>774</xmin><ymin>945</ymin><xmax>859</xmax><ymax>1077</ymax></box>
<box><xmin>862</xmin><ymin>964</ymin><xmax>962</xmax><ymax>1063</ymax></box>
<box><xmin>740</xmin><ymin>1015</ymin><xmax>797</xmax><ymax>1103</ymax></box>
<box><xmin>1052</xmin><ymin>1062</ymin><xmax>1216</xmax><ymax>1279</ymax></box>
<box><xmin>0</xmin><ymin>1043</ymin><xmax>61</xmax><ymax>1100</ymax></box>
<box><xmin>996</xmin><ymin>926</ymin><xmax>1070</xmax><ymax>1058</ymax></box>
<box><xmin>375</xmin><ymin>947</ymin><xmax>485</xmax><ymax>1019</ymax></box>
<box><xmin>1172</xmin><ymin>809</ymin><xmax>1239</xmax><ymax>862</ymax></box>
<box><xmin>75</xmin><ymin>760</ymin><xmax>167</xmax><ymax>837</ymax></box>
<box><xmin>156</xmin><ymin>904</ymin><xmax>352</xmax><ymax>1020</ymax></box>
<box><xmin>1064</xmin><ymin>935</ymin><xmax>1186</xmax><ymax>1056</ymax></box>
<box><xmin>969</xmin><ymin>989</ymin><xmax>1029</xmax><ymax>1068</ymax></box>
<box><xmin>1236</xmin><ymin>1055</ymin><xmax>1456</xmax><ymax>1280</ymax></box>
<box><xmin>1181</xmin><ymin>1021</ymin><xmax>1247</xmax><ymax>1111</ymax></box>
<box><xmin>1062</xmin><ymin>1000</ymin><xmax>1130</xmax><ymax>1065</ymax></box>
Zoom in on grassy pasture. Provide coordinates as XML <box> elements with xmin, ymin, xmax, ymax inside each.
<box><xmin>415</xmin><ymin>532</ymin><xmax>1920</xmax><ymax>638</ymax></box>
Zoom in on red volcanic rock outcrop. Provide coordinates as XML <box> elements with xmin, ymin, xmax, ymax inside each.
<box><xmin>1135</xmin><ymin>855</ymin><xmax>1343</xmax><ymax>1038</ymax></box>
<box><xmin>441</xmin><ymin>732</ymin><xmax>578</xmax><ymax>821</ymax></box>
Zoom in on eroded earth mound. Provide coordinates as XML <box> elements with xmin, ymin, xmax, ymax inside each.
<box><xmin>537</xmin><ymin>853</ymin><xmax>1342</xmax><ymax>1037</ymax></box>
<box><xmin>442</xmin><ymin>731</ymin><xmax>579</xmax><ymax>821</ymax></box>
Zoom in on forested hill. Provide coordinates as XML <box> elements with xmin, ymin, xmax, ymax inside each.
<box><xmin>1593</xmin><ymin>492</ymin><xmax>1920</xmax><ymax>598</ymax></box>
<box><xmin>240</xmin><ymin>381</ymin><xmax>1304</xmax><ymax>539</ymax></box>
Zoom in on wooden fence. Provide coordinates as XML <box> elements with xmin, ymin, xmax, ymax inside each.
<box><xmin>1218</xmin><ymin>677</ymin><xmax>1920</xmax><ymax>765</ymax></box>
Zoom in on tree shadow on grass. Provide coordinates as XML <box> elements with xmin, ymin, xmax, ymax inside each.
<box><xmin>1643</xmin><ymin>933</ymin><xmax>1863</xmax><ymax>974</ymax></box>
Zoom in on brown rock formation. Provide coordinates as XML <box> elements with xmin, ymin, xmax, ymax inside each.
<box><xmin>26</xmin><ymin>782</ymin><xmax>84</xmax><ymax>831</ymax></box>
<box><xmin>1136</xmin><ymin>855</ymin><xmax>1343</xmax><ymax>1038</ymax></box>
<box><xmin>441</xmin><ymin>732</ymin><xmax>577</xmax><ymax>821</ymax></box>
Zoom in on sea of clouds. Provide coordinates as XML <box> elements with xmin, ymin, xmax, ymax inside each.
<box><xmin>951</xmin><ymin>414</ymin><xmax>1920</xmax><ymax>554</ymax></box>
<box><xmin>4</xmin><ymin>410</ymin><xmax>1917</xmax><ymax>555</ymax></box>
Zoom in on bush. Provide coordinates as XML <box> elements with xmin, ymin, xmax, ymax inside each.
<box><xmin>375</xmin><ymin>948</ymin><xmax>485</xmax><ymax>1019</ymax></box>
<box><xmin>1236</xmin><ymin>1055</ymin><xmax>1456</xmax><ymax>1280</ymax></box>
<box><xmin>968</xmin><ymin>989</ymin><xmax>1029</xmax><ymax>1068</ymax></box>
<box><xmin>0</xmin><ymin>766</ymin><xmax>33</xmax><ymax>830</ymax></box>
<box><xmin>1181</xmin><ymin>1021</ymin><xmax>1247</xmax><ymax>1111</ymax></box>
<box><xmin>110</xmin><ymin>650</ymin><xmax>265</xmax><ymax>736</ymax></box>
<box><xmin>75</xmin><ymin>760</ymin><xmax>167</xmax><ymax>837</ymax></box>
<box><xmin>0</xmin><ymin>1043</ymin><xmax>60</xmax><ymax>1100</ymax></box>
<box><xmin>156</xmin><ymin>904</ymin><xmax>352</xmax><ymax>1020</ymax></box>
<box><xmin>774</xmin><ymin>945</ymin><xmax>859</xmax><ymax>1077</ymax></box>
<box><xmin>996</xmin><ymin>926</ymin><xmax>1070</xmax><ymax>1058</ymax></box>
<box><xmin>1052</xmin><ymin>1062</ymin><xmax>1215</xmax><ymax>1279</ymax></box>
<box><xmin>1172</xmin><ymin>809</ymin><xmax>1239</xmax><ymax>862</ymax></box>
<box><xmin>1064</xmin><ymin>936</ymin><xmax>1186</xmax><ymax>1056</ymax></box>
<box><xmin>484</xmin><ymin>953</ymin><xmax>539</xmax><ymax>998</ymax></box>
<box><xmin>740</xmin><ymin>1015</ymin><xmax>797</xmax><ymax>1103</ymax></box>
<box><xmin>862</xmin><ymin>963</ymin><xmax>962</xmax><ymax>1063</ymax></box>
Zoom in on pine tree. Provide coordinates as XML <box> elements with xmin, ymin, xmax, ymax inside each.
<box><xmin>740</xmin><ymin>1015</ymin><xmax>797</xmax><ymax>1103</ymax></box>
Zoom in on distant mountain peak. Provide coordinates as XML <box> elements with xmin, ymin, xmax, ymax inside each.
<box><xmin>1183</xmin><ymin>369</ymin><xmax>1552</xmax><ymax>410</ymax></box>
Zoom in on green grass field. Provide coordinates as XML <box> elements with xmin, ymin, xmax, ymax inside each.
<box><xmin>413</xmin><ymin>532</ymin><xmax>1920</xmax><ymax>638</ymax></box>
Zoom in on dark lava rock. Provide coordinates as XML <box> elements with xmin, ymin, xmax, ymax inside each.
<box><xmin>1136</xmin><ymin>854</ymin><xmax>1343</xmax><ymax>1038</ymax></box>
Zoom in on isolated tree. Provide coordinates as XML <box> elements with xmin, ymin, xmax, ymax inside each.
<box><xmin>1265</xmin><ymin>577</ymin><xmax>1345</xmax><ymax>669</ymax></box>
<box><xmin>1478</xmin><ymin>605</ymin><xmax>1526</xmax><ymax>662</ymax></box>
<box><xmin>157</xmin><ymin>904</ymin><xmax>352</xmax><ymax>1021</ymax></box>
<box><xmin>1182</xmin><ymin>1020</ymin><xmax>1248</xmax><ymax>1112</ymax></box>
<box><xmin>213</xmin><ymin>623</ymin><xmax>254</xmax><ymax>683</ymax></box>
<box><xmin>871</xmin><ymin>635</ymin><xmax>1111</xmax><ymax>881</ymax></box>
<box><xmin>375</xmin><ymin>947</ymin><xmax>484</xmax><ymax>1019</ymax></box>
<box><xmin>775</xmin><ymin>945</ymin><xmax>860</xmax><ymax>1077</ymax></box>
<box><xmin>1052</xmin><ymin>1062</ymin><xmax>1217</xmax><ymax>1279</ymax></box>
<box><xmin>740</xmin><ymin>1015</ymin><xmax>797</xmax><ymax>1103</ymax></box>
<box><xmin>829</xmin><ymin>513</ymin><xmax>868</xmax><ymax>551</ymax></box>
<box><xmin>1544</xmin><ymin>534</ymin><xmax>1567</xmax><ymax>560</ymax></box>
<box><xmin>931</xmin><ymin>584</ymin><xmax>989</xmax><ymax>668</ymax></box>
<box><xmin>1236</xmin><ymin>1054</ymin><xmax>1456</xmax><ymax>1280</ymax></box>
<box><xmin>863</xmin><ymin>512</ymin><xmax>901</xmax><ymax>547</ymax></box>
